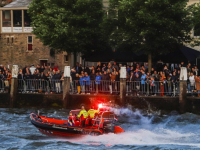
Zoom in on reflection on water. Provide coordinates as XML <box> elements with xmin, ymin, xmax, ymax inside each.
<box><xmin>1</xmin><ymin>107</ymin><xmax>200</xmax><ymax>150</ymax></box>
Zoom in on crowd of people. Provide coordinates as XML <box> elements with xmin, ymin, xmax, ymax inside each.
<box><xmin>70</xmin><ymin>61</ymin><xmax>200</xmax><ymax>96</ymax></box>
<box><xmin>0</xmin><ymin>64</ymin><xmax>63</xmax><ymax>93</ymax></box>
<box><xmin>0</xmin><ymin>61</ymin><xmax>200</xmax><ymax>96</ymax></box>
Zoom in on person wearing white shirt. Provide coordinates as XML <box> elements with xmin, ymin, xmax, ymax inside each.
<box><xmin>29</xmin><ymin>65</ymin><xmax>36</xmax><ymax>75</ymax></box>
<box><xmin>189</xmin><ymin>72</ymin><xmax>195</xmax><ymax>93</ymax></box>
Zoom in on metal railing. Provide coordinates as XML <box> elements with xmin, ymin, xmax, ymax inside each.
<box><xmin>14</xmin><ymin>78</ymin><xmax>200</xmax><ymax>97</ymax></box>
<box><xmin>0</xmin><ymin>79</ymin><xmax>10</xmax><ymax>93</ymax></box>
<box><xmin>17</xmin><ymin>79</ymin><xmax>63</xmax><ymax>93</ymax></box>
<box><xmin>70</xmin><ymin>80</ymin><xmax>120</xmax><ymax>94</ymax></box>
<box><xmin>126</xmin><ymin>81</ymin><xmax>179</xmax><ymax>96</ymax></box>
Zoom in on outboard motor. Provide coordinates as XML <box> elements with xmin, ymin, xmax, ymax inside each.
<box><xmin>100</xmin><ymin>112</ymin><xmax>115</xmax><ymax>133</ymax></box>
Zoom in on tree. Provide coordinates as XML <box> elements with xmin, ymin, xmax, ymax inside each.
<box><xmin>190</xmin><ymin>2</ymin><xmax>200</xmax><ymax>46</ymax></box>
<box><xmin>28</xmin><ymin>0</ymin><xmax>105</xmax><ymax>64</ymax></box>
<box><xmin>109</xmin><ymin>0</ymin><xmax>193</xmax><ymax>71</ymax></box>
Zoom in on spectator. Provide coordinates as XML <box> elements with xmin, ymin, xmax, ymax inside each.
<box><xmin>0</xmin><ymin>65</ymin><xmax>4</xmax><ymax>72</ymax></box>
<box><xmin>134</xmin><ymin>68</ymin><xmax>140</xmax><ymax>77</ymax></box>
<box><xmin>95</xmin><ymin>72</ymin><xmax>101</xmax><ymax>93</ymax></box>
<box><xmin>126</xmin><ymin>65</ymin><xmax>130</xmax><ymax>75</ymax></box>
<box><xmin>18</xmin><ymin>69</ymin><xmax>24</xmax><ymax>79</ymax></box>
<box><xmin>128</xmin><ymin>66</ymin><xmax>134</xmax><ymax>75</ymax></box>
<box><xmin>75</xmin><ymin>62</ymin><xmax>80</xmax><ymax>74</ymax></box>
<box><xmin>112</xmin><ymin>62</ymin><xmax>119</xmax><ymax>72</ymax></box>
<box><xmin>135</xmin><ymin>74</ymin><xmax>141</xmax><ymax>90</ymax></box>
<box><xmin>6</xmin><ymin>71</ymin><xmax>12</xmax><ymax>92</ymax></box>
<box><xmin>0</xmin><ymin>70</ymin><xmax>4</xmax><ymax>92</ymax></box>
<box><xmin>55</xmin><ymin>70</ymin><xmax>62</xmax><ymax>93</ymax></box>
<box><xmin>188</xmin><ymin>72</ymin><xmax>195</xmax><ymax>94</ymax></box>
<box><xmin>102</xmin><ymin>64</ymin><xmax>108</xmax><ymax>72</ymax></box>
<box><xmin>3</xmin><ymin>70</ymin><xmax>8</xmax><ymax>79</ymax></box>
<box><xmin>41</xmin><ymin>66</ymin><xmax>45</xmax><ymax>73</ymax></box>
<box><xmin>84</xmin><ymin>73</ymin><xmax>90</xmax><ymax>94</ymax></box>
<box><xmin>49</xmin><ymin>68</ymin><xmax>53</xmax><ymax>78</ymax></box>
<box><xmin>71</xmin><ymin>67</ymin><xmax>77</xmax><ymax>93</ymax></box>
<box><xmin>110</xmin><ymin>72</ymin><xmax>116</xmax><ymax>94</ymax></box>
<box><xmin>107</xmin><ymin>64</ymin><xmax>112</xmax><ymax>73</ymax></box>
<box><xmin>30</xmin><ymin>65</ymin><xmax>36</xmax><ymax>75</ymax></box>
<box><xmin>75</xmin><ymin>73</ymin><xmax>80</xmax><ymax>94</ymax></box>
<box><xmin>195</xmin><ymin>76</ymin><xmax>200</xmax><ymax>97</ymax></box>
<box><xmin>71</xmin><ymin>67</ymin><xmax>76</xmax><ymax>81</ymax></box>
<box><xmin>90</xmin><ymin>70</ymin><xmax>96</xmax><ymax>81</ymax></box>
<box><xmin>151</xmin><ymin>68</ymin><xmax>154</xmax><ymax>75</ymax></box>
<box><xmin>96</xmin><ymin>62</ymin><xmax>102</xmax><ymax>72</ymax></box>
<box><xmin>53</xmin><ymin>64</ymin><xmax>59</xmax><ymax>72</ymax></box>
<box><xmin>43</xmin><ymin>66</ymin><xmax>49</xmax><ymax>75</ymax></box>
<box><xmin>194</xmin><ymin>66</ymin><xmax>199</xmax><ymax>76</ymax></box>
<box><xmin>167</xmin><ymin>73</ymin><xmax>172</xmax><ymax>96</ymax></box>
<box><xmin>101</xmin><ymin>71</ymin><xmax>109</xmax><ymax>92</ymax></box>
<box><xmin>150</xmin><ymin>77</ymin><xmax>155</xmax><ymax>95</ymax></box>
<box><xmin>90</xmin><ymin>66</ymin><xmax>95</xmax><ymax>75</ymax></box>
<box><xmin>80</xmin><ymin>73</ymin><xmax>85</xmax><ymax>94</ymax></box>
<box><xmin>141</xmin><ymin>72</ymin><xmax>146</xmax><ymax>93</ymax></box>
<box><xmin>84</xmin><ymin>66</ymin><xmax>90</xmax><ymax>75</ymax></box>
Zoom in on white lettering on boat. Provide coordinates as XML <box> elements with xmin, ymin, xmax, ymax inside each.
<box><xmin>52</xmin><ymin>124</ymin><xmax>68</xmax><ymax>130</ymax></box>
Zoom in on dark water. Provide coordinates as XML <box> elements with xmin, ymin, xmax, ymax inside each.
<box><xmin>1</xmin><ymin>107</ymin><xmax>200</xmax><ymax>150</ymax></box>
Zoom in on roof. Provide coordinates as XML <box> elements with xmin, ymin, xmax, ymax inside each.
<box><xmin>3</xmin><ymin>0</ymin><xmax>108</xmax><ymax>8</ymax></box>
<box><xmin>4</xmin><ymin>0</ymin><xmax>32</xmax><ymax>8</ymax></box>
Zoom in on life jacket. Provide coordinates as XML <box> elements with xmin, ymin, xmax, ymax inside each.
<box><xmin>88</xmin><ymin>109</ymin><xmax>99</xmax><ymax>119</ymax></box>
<box><xmin>77</xmin><ymin>109</ymin><xmax>88</xmax><ymax>119</ymax></box>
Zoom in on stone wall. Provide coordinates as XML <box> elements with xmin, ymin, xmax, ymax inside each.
<box><xmin>0</xmin><ymin>33</ymin><xmax>69</xmax><ymax>70</ymax></box>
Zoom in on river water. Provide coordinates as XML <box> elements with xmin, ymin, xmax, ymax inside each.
<box><xmin>1</xmin><ymin>107</ymin><xmax>200</xmax><ymax>150</ymax></box>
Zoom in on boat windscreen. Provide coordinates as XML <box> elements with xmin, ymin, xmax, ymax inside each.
<box><xmin>70</xmin><ymin>110</ymin><xmax>81</xmax><ymax>116</ymax></box>
<box><xmin>102</xmin><ymin>112</ymin><xmax>114</xmax><ymax>120</ymax></box>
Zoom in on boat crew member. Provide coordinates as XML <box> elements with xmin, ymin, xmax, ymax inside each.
<box><xmin>87</xmin><ymin>106</ymin><xmax>99</xmax><ymax>126</ymax></box>
<box><xmin>77</xmin><ymin>105</ymin><xmax>88</xmax><ymax>127</ymax></box>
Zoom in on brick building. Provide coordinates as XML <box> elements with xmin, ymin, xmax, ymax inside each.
<box><xmin>0</xmin><ymin>0</ymin><xmax>76</xmax><ymax>70</ymax></box>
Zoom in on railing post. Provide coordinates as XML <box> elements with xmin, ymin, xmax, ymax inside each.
<box><xmin>120</xmin><ymin>67</ymin><xmax>126</xmax><ymax>105</ymax></box>
<box><xmin>173</xmin><ymin>83</ymin><xmax>175</xmax><ymax>97</ymax></box>
<box><xmin>179</xmin><ymin>67</ymin><xmax>187</xmax><ymax>113</ymax></box>
<box><xmin>10</xmin><ymin>65</ymin><xmax>18</xmax><ymax>107</ymax></box>
<box><xmin>63</xmin><ymin>66</ymin><xmax>71</xmax><ymax>108</ymax></box>
<box><xmin>147</xmin><ymin>82</ymin><xmax>149</xmax><ymax>96</ymax></box>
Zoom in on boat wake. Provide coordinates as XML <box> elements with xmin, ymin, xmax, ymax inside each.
<box><xmin>63</xmin><ymin>107</ymin><xmax>200</xmax><ymax>149</ymax></box>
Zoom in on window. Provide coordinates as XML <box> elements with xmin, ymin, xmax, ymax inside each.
<box><xmin>24</xmin><ymin>10</ymin><xmax>31</xmax><ymax>27</ymax></box>
<box><xmin>13</xmin><ymin>10</ymin><xmax>22</xmax><ymax>27</ymax></box>
<box><xmin>27</xmin><ymin>36</ymin><xmax>33</xmax><ymax>51</ymax></box>
<box><xmin>7</xmin><ymin>37</ymin><xmax>9</xmax><ymax>44</ymax></box>
<box><xmin>11</xmin><ymin>37</ymin><xmax>14</xmax><ymax>44</ymax></box>
<box><xmin>2</xmin><ymin>10</ymin><xmax>11</xmax><ymax>27</ymax></box>
<box><xmin>64</xmin><ymin>55</ymin><xmax>68</xmax><ymax>62</ymax></box>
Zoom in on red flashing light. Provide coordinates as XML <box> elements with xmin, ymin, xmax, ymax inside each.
<box><xmin>98</xmin><ymin>104</ymin><xmax>103</xmax><ymax>108</ymax></box>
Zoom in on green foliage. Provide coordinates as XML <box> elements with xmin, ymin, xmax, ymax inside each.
<box><xmin>28</xmin><ymin>0</ymin><xmax>105</xmax><ymax>53</ymax></box>
<box><xmin>190</xmin><ymin>2</ymin><xmax>200</xmax><ymax>46</ymax></box>
<box><xmin>108</xmin><ymin>0</ymin><xmax>193</xmax><ymax>56</ymax></box>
